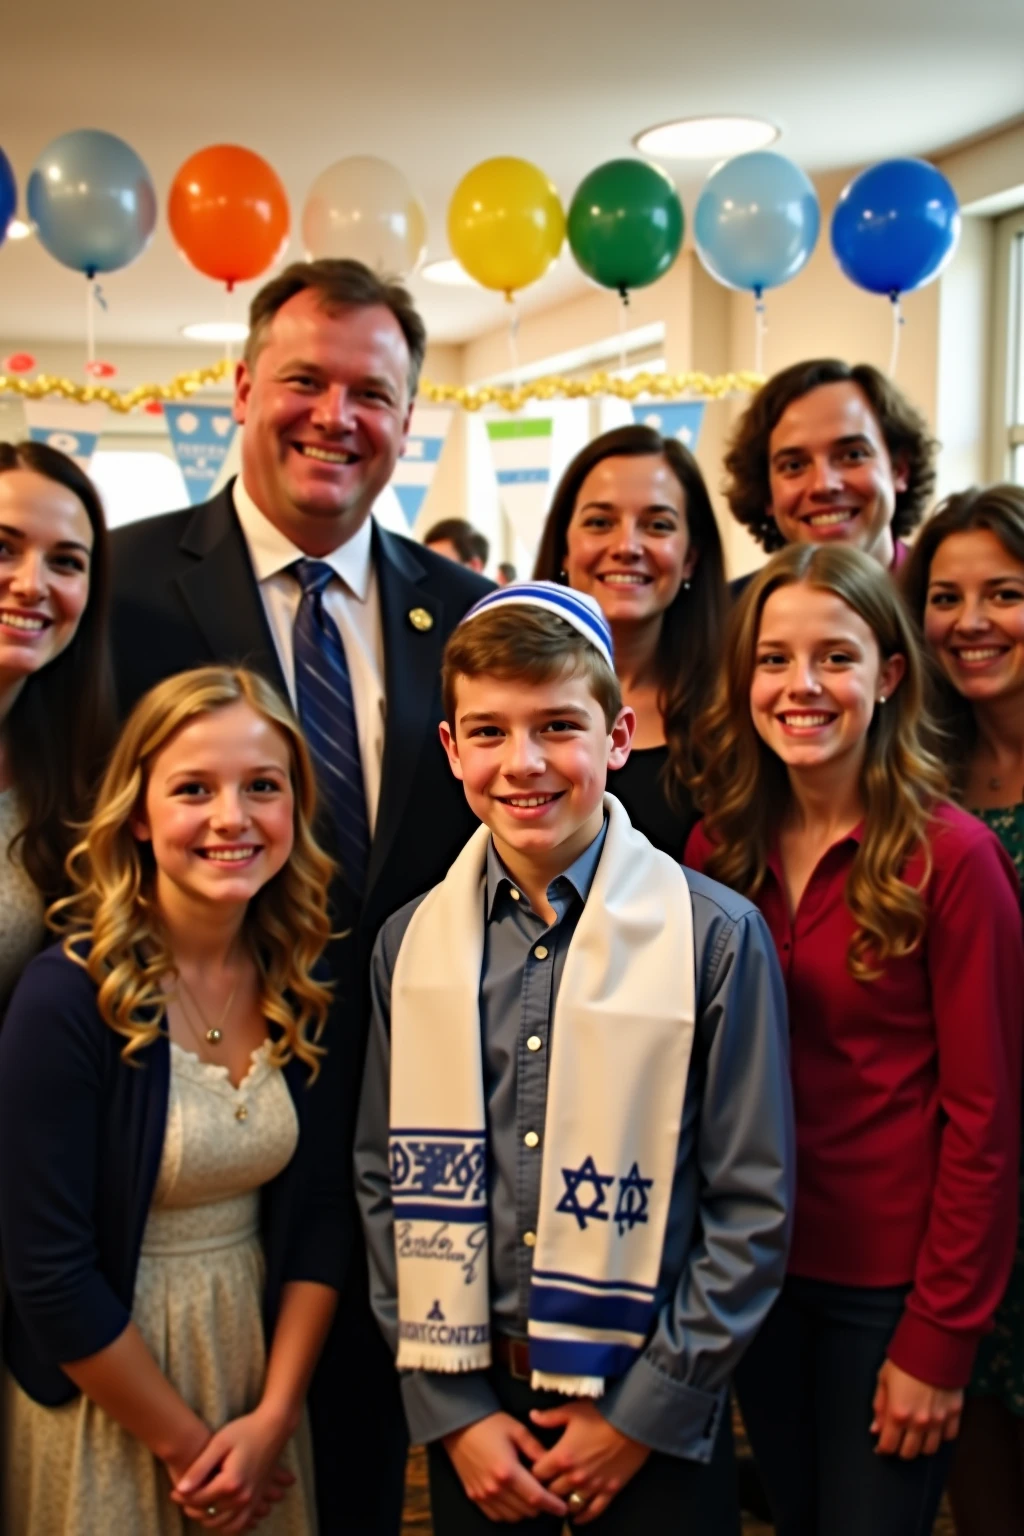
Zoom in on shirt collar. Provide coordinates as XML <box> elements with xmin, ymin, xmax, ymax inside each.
<box><xmin>765</xmin><ymin>817</ymin><xmax>864</xmax><ymax>886</ymax></box>
<box><xmin>232</xmin><ymin>476</ymin><xmax>374</xmax><ymax>601</ymax></box>
<box><xmin>485</xmin><ymin>818</ymin><xmax>608</xmax><ymax>919</ymax></box>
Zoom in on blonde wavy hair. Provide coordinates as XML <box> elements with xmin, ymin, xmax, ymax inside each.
<box><xmin>50</xmin><ymin>666</ymin><xmax>336</xmax><ymax>1076</ymax></box>
<box><xmin>691</xmin><ymin>544</ymin><xmax>948</xmax><ymax>979</ymax></box>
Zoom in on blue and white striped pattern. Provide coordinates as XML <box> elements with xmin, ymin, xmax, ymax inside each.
<box><xmin>526</xmin><ymin>1267</ymin><xmax>655</xmax><ymax>1376</ymax></box>
<box><xmin>292</xmin><ymin>559</ymin><xmax>369</xmax><ymax>893</ymax></box>
<box><xmin>459</xmin><ymin>581</ymin><xmax>615</xmax><ymax>670</ymax></box>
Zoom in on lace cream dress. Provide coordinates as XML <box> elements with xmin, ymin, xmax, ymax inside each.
<box><xmin>2</xmin><ymin>1041</ymin><xmax>318</xmax><ymax>1535</ymax></box>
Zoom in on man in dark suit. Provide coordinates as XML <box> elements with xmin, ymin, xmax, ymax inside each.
<box><xmin>111</xmin><ymin>258</ymin><xmax>490</xmax><ymax>1535</ymax></box>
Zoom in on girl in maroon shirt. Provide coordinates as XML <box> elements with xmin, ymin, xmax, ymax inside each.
<box><xmin>685</xmin><ymin>542</ymin><xmax>1023</xmax><ymax>1536</ymax></box>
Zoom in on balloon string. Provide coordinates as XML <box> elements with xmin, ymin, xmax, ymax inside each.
<box><xmin>85</xmin><ymin>281</ymin><xmax>96</xmax><ymax>367</ymax></box>
<box><xmin>888</xmin><ymin>294</ymin><xmax>904</xmax><ymax>379</ymax></box>
<box><xmin>617</xmin><ymin>291</ymin><xmax>629</xmax><ymax>373</ymax></box>
<box><xmin>753</xmin><ymin>292</ymin><xmax>767</xmax><ymax>377</ymax></box>
<box><xmin>224</xmin><ymin>287</ymin><xmax>234</xmax><ymax>369</ymax></box>
<box><xmin>507</xmin><ymin>296</ymin><xmax>521</xmax><ymax>382</ymax></box>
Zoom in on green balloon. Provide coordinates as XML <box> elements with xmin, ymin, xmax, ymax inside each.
<box><xmin>568</xmin><ymin>159</ymin><xmax>684</xmax><ymax>293</ymax></box>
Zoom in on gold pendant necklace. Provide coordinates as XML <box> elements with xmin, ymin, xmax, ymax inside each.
<box><xmin>176</xmin><ymin>972</ymin><xmax>241</xmax><ymax>1048</ymax></box>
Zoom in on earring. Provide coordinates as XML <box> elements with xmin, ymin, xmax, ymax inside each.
<box><xmin>558</xmin><ymin>569</ymin><xmax>568</xmax><ymax>582</ymax></box>
<box><xmin>878</xmin><ymin>696</ymin><xmax>886</xmax><ymax>704</ymax></box>
<box><xmin>683</xmin><ymin>579</ymin><xmax>691</xmax><ymax>591</ymax></box>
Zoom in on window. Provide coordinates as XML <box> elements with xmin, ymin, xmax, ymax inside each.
<box><xmin>89</xmin><ymin>449</ymin><xmax>188</xmax><ymax>529</ymax></box>
<box><xmin>991</xmin><ymin>206</ymin><xmax>1024</xmax><ymax>484</ymax></box>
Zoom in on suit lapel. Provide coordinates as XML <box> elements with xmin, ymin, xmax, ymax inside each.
<box><xmin>174</xmin><ymin>485</ymin><xmax>288</xmax><ymax>699</ymax></box>
<box><xmin>367</xmin><ymin>525</ymin><xmax>445</xmax><ymax>897</ymax></box>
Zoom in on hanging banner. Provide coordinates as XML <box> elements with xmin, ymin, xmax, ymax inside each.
<box><xmin>630</xmin><ymin>400</ymin><xmax>705</xmax><ymax>449</ymax></box>
<box><xmin>486</xmin><ymin>416</ymin><xmax>553</xmax><ymax>554</ymax></box>
<box><xmin>23</xmin><ymin>401</ymin><xmax>108</xmax><ymax>470</ymax></box>
<box><xmin>164</xmin><ymin>404</ymin><xmax>238</xmax><ymax>506</ymax></box>
<box><xmin>391</xmin><ymin>407</ymin><xmax>453</xmax><ymax>528</ymax></box>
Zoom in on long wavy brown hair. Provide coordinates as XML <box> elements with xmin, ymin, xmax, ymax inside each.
<box><xmin>533</xmin><ymin>424</ymin><xmax>726</xmax><ymax>810</ymax></box>
<box><xmin>50</xmin><ymin>667</ymin><xmax>335</xmax><ymax>1076</ymax></box>
<box><xmin>691</xmin><ymin>544</ymin><xmax>948</xmax><ymax>978</ymax></box>
<box><xmin>902</xmin><ymin>483</ymin><xmax>1024</xmax><ymax>798</ymax></box>
<box><xmin>0</xmin><ymin>441</ymin><xmax>115</xmax><ymax>904</ymax></box>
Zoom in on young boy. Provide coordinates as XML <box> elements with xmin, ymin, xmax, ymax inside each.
<box><xmin>355</xmin><ymin>583</ymin><xmax>794</xmax><ymax>1533</ymax></box>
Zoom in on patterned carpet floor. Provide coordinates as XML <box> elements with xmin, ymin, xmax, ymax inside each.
<box><xmin>401</xmin><ymin>1444</ymin><xmax>956</xmax><ymax>1533</ymax></box>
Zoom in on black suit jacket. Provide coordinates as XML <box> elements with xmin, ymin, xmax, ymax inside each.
<box><xmin>110</xmin><ymin>482</ymin><xmax>490</xmax><ymax>956</ymax></box>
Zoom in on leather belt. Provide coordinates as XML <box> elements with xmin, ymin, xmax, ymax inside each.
<box><xmin>494</xmin><ymin>1334</ymin><xmax>532</xmax><ymax>1381</ymax></box>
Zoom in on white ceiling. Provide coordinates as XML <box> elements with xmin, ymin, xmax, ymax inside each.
<box><xmin>2</xmin><ymin>0</ymin><xmax>1023</xmax><ymax>350</ymax></box>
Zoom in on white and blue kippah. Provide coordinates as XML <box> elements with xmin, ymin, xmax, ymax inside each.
<box><xmin>458</xmin><ymin>581</ymin><xmax>615</xmax><ymax>670</ymax></box>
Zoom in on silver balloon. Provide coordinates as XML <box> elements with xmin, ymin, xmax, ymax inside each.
<box><xmin>302</xmin><ymin>156</ymin><xmax>427</xmax><ymax>277</ymax></box>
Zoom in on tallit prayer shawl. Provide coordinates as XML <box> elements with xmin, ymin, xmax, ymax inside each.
<box><xmin>389</xmin><ymin>795</ymin><xmax>696</xmax><ymax>1395</ymax></box>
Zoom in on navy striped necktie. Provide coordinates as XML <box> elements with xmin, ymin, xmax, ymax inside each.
<box><xmin>291</xmin><ymin>558</ymin><xmax>369</xmax><ymax>894</ymax></box>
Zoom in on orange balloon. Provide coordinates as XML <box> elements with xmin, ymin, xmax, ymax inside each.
<box><xmin>168</xmin><ymin>145</ymin><xmax>290</xmax><ymax>291</ymax></box>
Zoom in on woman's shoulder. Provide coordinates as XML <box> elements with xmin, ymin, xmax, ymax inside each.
<box><xmin>921</xmin><ymin>800</ymin><xmax>1019</xmax><ymax>895</ymax></box>
<box><xmin>4</xmin><ymin>939</ymin><xmax>102</xmax><ymax>1028</ymax></box>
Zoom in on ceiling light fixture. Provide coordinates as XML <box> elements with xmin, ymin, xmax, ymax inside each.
<box><xmin>634</xmin><ymin>115</ymin><xmax>779</xmax><ymax>160</ymax></box>
<box><xmin>180</xmin><ymin>321</ymin><xmax>250</xmax><ymax>343</ymax></box>
<box><xmin>6</xmin><ymin>219</ymin><xmax>33</xmax><ymax>241</ymax></box>
<box><xmin>422</xmin><ymin>259</ymin><xmax>477</xmax><ymax>287</ymax></box>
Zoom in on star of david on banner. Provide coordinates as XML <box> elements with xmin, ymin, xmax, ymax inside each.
<box><xmin>630</xmin><ymin>401</ymin><xmax>706</xmax><ymax>450</ymax></box>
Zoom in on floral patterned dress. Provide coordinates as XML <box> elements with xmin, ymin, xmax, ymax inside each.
<box><xmin>969</xmin><ymin>804</ymin><xmax>1024</xmax><ymax>1415</ymax></box>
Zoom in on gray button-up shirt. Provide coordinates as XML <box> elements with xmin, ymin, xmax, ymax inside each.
<box><xmin>355</xmin><ymin>829</ymin><xmax>794</xmax><ymax>1461</ymax></box>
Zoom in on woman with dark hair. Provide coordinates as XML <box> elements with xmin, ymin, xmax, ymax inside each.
<box><xmin>0</xmin><ymin>440</ymin><xmax>114</xmax><ymax>1003</ymax></box>
<box><xmin>686</xmin><ymin>543</ymin><xmax>1023</xmax><ymax>1536</ymax></box>
<box><xmin>903</xmin><ymin>483</ymin><xmax>1024</xmax><ymax>1536</ymax></box>
<box><xmin>724</xmin><ymin>359</ymin><xmax>938</xmax><ymax>596</ymax></box>
<box><xmin>533</xmin><ymin>424</ymin><xmax>726</xmax><ymax>856</ymax></box>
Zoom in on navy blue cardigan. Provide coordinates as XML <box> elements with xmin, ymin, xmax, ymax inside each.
<box><xmin>0</xmin><ymin>943</ymin><xmax>349</xmax><ymax>1407</ymax></box>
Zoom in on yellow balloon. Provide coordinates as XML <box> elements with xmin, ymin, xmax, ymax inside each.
<box><xmin>448</xmin><ymin>157</ymin><xmax>565</xmax><ymax>295</ymax></box>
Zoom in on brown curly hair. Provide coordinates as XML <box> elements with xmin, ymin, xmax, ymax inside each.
<box><xmin>724</xmin><ymin>359</ymin><xmax>938</xmax><ymax>552</ymax></box>
<box><xmin>690</xmin><ymin>543</ymin><xmax>948</xmax><ymax>979</ymax></box>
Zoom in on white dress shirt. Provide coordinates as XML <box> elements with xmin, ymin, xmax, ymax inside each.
<box><xmin>233</xmin><ymin>479</ymin><xmax>386</xmax><ymax>835</ymax></box>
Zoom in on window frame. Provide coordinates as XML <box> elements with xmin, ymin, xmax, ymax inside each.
<box><xmin>990</xmin><ymin>204</ymin><xmax>1024</xmax><ymax>482</ymax></box>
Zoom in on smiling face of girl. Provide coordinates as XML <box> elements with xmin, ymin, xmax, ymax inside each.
<box><xmin>750</xmin><ymin>581</ymin><xmax>905</xmax><ymax>783</ymax></box>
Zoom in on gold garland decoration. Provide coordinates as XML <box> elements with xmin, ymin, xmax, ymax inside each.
<box><xmin>0</xmin><ymin>365</ymin><xmax>763</xmax><ymax>414</ymax></box>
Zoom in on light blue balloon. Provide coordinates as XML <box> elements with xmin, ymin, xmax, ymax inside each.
<box><xmin>694</xmin><ymin>151</ymin><xmax>820</xmax><ymax>296</ymax></box>
<box><xmin>27</xmin><ymin>129</ymin><xmax>157</xmax><ymax>278</ymax></box>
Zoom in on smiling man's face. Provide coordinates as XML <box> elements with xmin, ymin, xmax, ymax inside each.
<box><xmin>234</xmin><ymin>288</ymin><xmax>412</xmax><ymax>555</ymax></box>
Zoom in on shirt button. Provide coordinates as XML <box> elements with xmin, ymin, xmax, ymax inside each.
<box><xmin>509</xmin><ymin>888</ymin><xmax>521</xmax><ymax>901</ymax></box>
<box><xmin>523</xmin><ymin>1230</ymin><xmax>537</xmax><ymax>1247</ymax></box>
<box><xmin>534</xmin><ymin>945</ymin><xmax>549</xmax><ymax>960</ymax></box>
<box><xmin>524</xmin><ymin>1131</ymin><xmax>540</xmax><ymax>1148</ymax></box>
<box><xmin>526</xmin><ymin>1035</ymin><xmax>543</xmax><ymax>1052</ymax></box>
<box><xmin>235</xmin><ymin>1104</ymin><xmax>248</xmax><ymax>1122</ymax></box>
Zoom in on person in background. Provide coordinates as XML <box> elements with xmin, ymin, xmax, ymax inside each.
<box><xmin>533</xmin><ymin>424</ymin><xmax>726</xmax><ymax>858</ymax></box>
<box><xmin>0</xmin><ymin>440</ymin><xmax>114</xmax><ymax>1008</ymax></box>
<box><xmin>724</xmin><ymin>359</ymin><xmax>937</xmax><ymax>598</ymax></box>
<box><xmin>686</xmin><ymin>543</ymin><xmax>1023</xmax><ymax>1536</ymax></box>
<box><xmin>0</xmin><ymin>666</ymin><xmax>343</xmax><ymax>1536</ymax></box>
<box><xmin>903</xmin><ymin>483</ymin><xmax>1024</xmax><ymax>1536</ymax></box>
<box><xmin>356</xmin><ymin>584</ymin><xmax>793</xmax><ymax>1535</ymax></box>
<box><xmin>424</xmin><ymin>517</ymin><xmax>490</xmax><ymax>574</ymax></box>
<box><xmin>496</xmin><ymin>561</ymin><xmax>517</xmax><ymax>587</ymax></box>
<box><xmin>109</xmin><ymin>258</ymin><xmax>491</xmax><ymax>1534</ymax></box>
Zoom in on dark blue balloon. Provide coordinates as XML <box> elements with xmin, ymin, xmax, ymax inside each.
<box><xmin>831</xmin><ymin>159</ymin><xmax>960</xmax><ymax>297</ymax></box>
<box><xmin>27</xmin><ymin>129</ymin><xmax>156</xmax><ymax>278</ymax></box>
<box><xmin>0</xmin><ymin>148</ymin><xmax>16</xmax><ymax>247</ymax></box>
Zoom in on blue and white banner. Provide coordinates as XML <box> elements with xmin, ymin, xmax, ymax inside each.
<box><xmin>486</xmin><ymin>416</ymin><xmax>553</xmax><ymax>554</ymax></box>
<box><xmin>630</xmin><ymin>401</ymin><xmax>705</xmax><ymax>450</ymax></box>
<box><xmin>391</xmin><ymin>407</ymin><xmax>453</xmax><ymax>529</ymax></box>
<box><xmin>164</xmin><ymin>404</ymin><xmax>238</xmax><ymax>506</ymax></box>
<box><xmin>23</xmin><ymin>402</ymin><xmax>107</xmax><ymax>471</ymax></box>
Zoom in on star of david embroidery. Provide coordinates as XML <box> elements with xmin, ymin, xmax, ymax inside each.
<box><xmin>614</xmin><ymin>1162</ymin><xmax>653</xmax><ymax>1235</ymax></box>
<box><xmin>556</xmin><ymin>1155</ymin><xmax>614</xmax><ymax>1230</ymax></box>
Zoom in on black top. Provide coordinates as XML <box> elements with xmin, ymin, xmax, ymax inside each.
<box><xmin>607</xmin><ymin>745</ymin><xmax>697</xmax><ymax>862</ymax></box>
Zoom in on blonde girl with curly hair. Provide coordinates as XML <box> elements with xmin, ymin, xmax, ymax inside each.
<box><xmin>685</xmin><ymin>543</ymin><xmax>1024</xmax><ymax>1536</ymax></box>
<box><xmin>0</xmin><ymin>666</ymin><xmax>341</xmax><ymax>1536</ymax></box>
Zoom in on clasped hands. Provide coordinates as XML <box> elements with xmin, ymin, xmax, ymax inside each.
<box><xmin>443</xmin><ymin>1400</ymin><xmax>650</xmax><ymax>1524</ymax></box>
<box><xmin>165</xmin><ymin>1404</ymin><xmax>297</xmax><ymax>1533</ymax></box>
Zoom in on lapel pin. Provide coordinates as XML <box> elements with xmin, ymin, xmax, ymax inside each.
<box><xmin>407</xmin><ymin>607</ymin><xmax>434</xmax><ymax>632</ymax></box>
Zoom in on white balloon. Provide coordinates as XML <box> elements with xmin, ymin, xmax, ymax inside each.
<box><xmin>302</xmin><ymin>156</ymin><xmax>427</xmax><ymax>276</ymax></box>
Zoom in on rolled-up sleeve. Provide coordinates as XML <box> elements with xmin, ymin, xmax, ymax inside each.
<box><xmin>600</xmin><ymin>897</ymin><xmax>795</xmax><ymax>1460</ymax></box>
<box><xmin>0</xmin><ymin>952</ymin><xmax>132</xmax><ymax>1365</ymax></box>
<box><xmin>355</xmin><ymin>906</ymin><xmax>502</xmax><ymax>1445</ymax></box>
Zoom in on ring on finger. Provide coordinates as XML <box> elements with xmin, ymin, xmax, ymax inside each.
<box><xmin>567</xmin><ymin>1491</ymin><xmax>588</xmax><ymax>1512</ymax></box>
